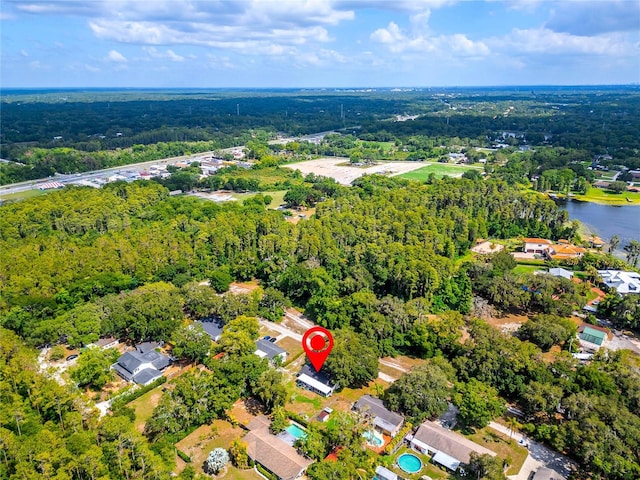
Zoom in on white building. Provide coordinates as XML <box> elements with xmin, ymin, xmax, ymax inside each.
<box><xmin>598</xmin><ymin>270</ymin><xmax>640</xmax><ymax>294</ymax></box>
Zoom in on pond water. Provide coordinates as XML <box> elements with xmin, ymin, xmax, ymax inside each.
<box><xmin>561</xmin><ymin>201</ymin><xmax>640</xmax><ymax>248</ymax></box>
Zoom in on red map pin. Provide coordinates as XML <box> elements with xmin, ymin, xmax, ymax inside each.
<box><xmin>302</xmin><ymin>326</ymin><xmax>334</xmax><ymax>372</ymax></box>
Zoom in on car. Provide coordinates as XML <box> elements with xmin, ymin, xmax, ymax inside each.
<box><xmin>66</xmin><ymin>354</ymin><xmax>78</xmax><ymax>361</ymax></box>
<box><xmin>269</xmin><ymin>337</ymin><xmax>277</xmax><ymax>343</ymax></box>
<box><xmin>263</xmin><ymin>336</ymin><xmax>272</xmax><ymax>341</ymax></box>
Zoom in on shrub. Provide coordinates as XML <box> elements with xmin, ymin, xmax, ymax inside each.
<box><xmin>176</xmin><ymin>449</ymin><xmax>191</xmax><ymax>463</ymax></box>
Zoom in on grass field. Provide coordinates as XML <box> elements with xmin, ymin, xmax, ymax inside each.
<box><xmin>0</xmin><ymin>188</ymin><xmax>48</xmax><ymax>202</ymax></box>
<box><xmin>513</xmin><ymin>265</ymin><xmax>542</xmax><ymax>276</ymax></box>
<box><xmin>465</xmin><ymin>427</ymin><xmax>529</xmax><ymax>475</ymax></box>
<box><xmin>572</xmin><ymin>186</ymin><xmax>640</xmax><ymax>205</ymax></box>
<box><xmin>128</xmin><ymin>386</ymin><xmax>164</xmax><ymax>432</ymax></box>
<box><xmin>398</xmin><ymin>163</ymin><xmax>479</xmax><ymax>180</ymax></box>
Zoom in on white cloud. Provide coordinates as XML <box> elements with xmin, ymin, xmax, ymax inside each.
<box><xmin>143</xmin><ymin>47</ymin><xmax>185</xmax><ymax>62</ymax></box>
<box><xmin>85</xmin><ymin>64</ymin><xmax>100</xmax><ymax>72</ymax></box>
<box><xmin>20</xmin><ymin>49</ymin><xmax>29</xmax><ymax>57</ymax></box>
<box><xmin>371</xmin><ymin>21</ymin><xmax>489</xmax><ymax>57</ymax></box>
<box><xmin>491</xmin><ymin>28</ymin><xmax>639</xmax><ymax>57</ymax></box>
<box><xmin>106</xmin><ymin>49</ymin><xmax>127</xmax><ymax>62</ymax></box>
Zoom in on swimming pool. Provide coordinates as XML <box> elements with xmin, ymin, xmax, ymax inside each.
<box><xmin>363</xmin><ymin>429</ymin><xmax>384</xmax><ymax>447</ymax></box>
<box><xmin>286</xmin><ymin>423</ymin><xmax>307</xmax><ymax>440</ymax></box>
<box><xmin>397</xmin><ymin>453</ymin><xmax>422</xmax><ymax>474</ymax></box>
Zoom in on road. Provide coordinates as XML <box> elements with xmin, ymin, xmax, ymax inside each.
<box><xmin>0</xmin><ymin>130</ymin><xmax>336</xmax><ymax>198</ymax></box>
<box><xmin>488</xmin><ymin>421</ymin><xmax>576</xmax><ymax>480</ymax></box>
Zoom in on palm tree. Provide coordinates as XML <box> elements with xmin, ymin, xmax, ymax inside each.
<box><xmin>624</xmin><ymin>240</ymin><xmax>640</xmax><ymax>267</ymax></box>
<box><xmin>609</xmin><ymin>235</ymin><xmax>620</xmax><ymax>253</ymax></box>
<box><xmin>506</xmin><ymin>416</ymin><xmax>520</xmax><ymax>441</ymax></box>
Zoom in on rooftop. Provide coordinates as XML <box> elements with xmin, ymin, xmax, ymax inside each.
<box><xmin>245</xmin><ymin>428</ymin><xmax>313</xmax><ymax>480</ymax></box>
<box><xmin>255</xmin><ymin>339</ymin><xmax>287</xmax><ymax>360</ymax></box>
<box><xmin>412</xmin><ymin>421</ymin><xmax>496</xmax><ymax>465</ymax></box>
<box><xmin>196</xmin><ymin>318</ymin><xmax>224</xmax><ymax>340</ymax></box>
<box><xmin>353</xmin><ymin>395</ymin><xmax>404</xmax><ymax>430</ymax></box>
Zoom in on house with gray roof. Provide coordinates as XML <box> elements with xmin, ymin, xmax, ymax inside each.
<box><xmin>598</xmin><ymin>270</ymin><xmax>640</xmax><ymax>295</ymax></box>
<box><xmin>112</xmin><ymin>350</ymin><xmax>171</xmax><ymax>386</ymax></box>
<box><xmin>297</xmin><ymin>364</ymin><xmax>337</xmax><ymax>397</ymax></box>
<box><xmin>353</xmin><ymin>395</ymin><xmax>404</xmax><ymax>437</ymax></box>
<box><xmin>533</xmin><ymin>467</ymin><xmax>566</xmax><ymax>480</ymax></box>
<box><xmin>409</xmin><ymin>421</ymin><xmax>496</xmax><ymax>472</ymax></box>
<box><xmin>255</xmin><ymin>339</ymin><xmax>287</xmax><ymax>363</ymax></box>
<box><xmin>196</xmin><ymin>317</ymin><xmax>224</xmax><ymax>342</ymax></box>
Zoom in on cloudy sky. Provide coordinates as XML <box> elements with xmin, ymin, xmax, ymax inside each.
<box><xmin>1</xmin><ymin>0</ymin><xmax>639</xmax><ymax>88</ymax></box>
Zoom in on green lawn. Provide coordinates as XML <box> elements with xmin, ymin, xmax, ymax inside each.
<box><xmin>514</xmin><ymin>265</ymin><xmax>542</xmax><ymax>276</ymax></box>
<box><xmin>464</xmin><ymin>427</ymin><xmax>529</xmax><ymax>476</ymax></box>
<box><xmin>0</xmin><ymin>188</ymin><xmax>48</xmax><ymax>202</ymax></box>
<box><xmin>398</xmin><ymin>163</ymin><xmax>479</xmax><ymax>180</ymax></box>
<box><xmin>572</xmin><ymin>186</ymin><xmax>640</xmax><ymax>205</ymax></box>
<box><xmin>128</xmin><ymin>386</ymin><xmax>165</xmax><ymax>432</ymax></box>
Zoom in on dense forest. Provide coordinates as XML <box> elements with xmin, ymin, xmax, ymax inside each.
<box><xmin>1</xmin><ymin>176</ymin><xmax>639</xmax><ymax>479</ymax></box>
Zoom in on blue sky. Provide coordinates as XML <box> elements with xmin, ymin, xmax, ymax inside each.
<box><xmin>1</xmin><ymin>0</ymin><xmax>639</xmax><ymax>88</ymax></box>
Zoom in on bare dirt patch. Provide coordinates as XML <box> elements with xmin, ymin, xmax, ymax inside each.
<box><xmin>284</xmin><ymin>157</ymin><xmax>427</xmax><ymax>185</ymax></box>
<box><xmin>229</xmin><ymin>281</ymin><xmax>260</xmax><ymax>295</ymax></box>
<box><xmin>471</xmin><ymin>241</ymin><xmax>504</xmax><ymax>254</ymax></box>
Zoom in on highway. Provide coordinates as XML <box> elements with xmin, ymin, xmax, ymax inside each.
<box><xmin>0</xmin><ymin>131</ymin><xmax>335</xmax><ymax>199</ymax></box>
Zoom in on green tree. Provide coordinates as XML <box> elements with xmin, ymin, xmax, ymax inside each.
<box><xmin>517</xmin><ymin>314</ymin><xmax>576</xmax><ymax>351</ymax></box>
<box><xmin>171</xmin><ymin>323</ymin><xmax>211</xmax><ymax>363</ymax></box>
<box><xmin>69</xmin><ymin>347</ymin><xmax>119</xmax><ymax>389</ymax></box>
<box><xmin>269</xmin><ymin>406</ymin><xmax>288</xmax><ymax>434</ymax></box>
<box><xmin>466</xmin><ymin>452</ymin><xmax>507</xmax><ymax>480</ymax></box>
<box><xmin>453</xmin><ymin>379</ymin><xmax>506</xmax><ymax>429</ymax></box>
<box><xmin>609</xmin><ymin>234</ymin><xmax>620</xmax><ymax>253</ymax></box>
<box><xmin>210</xmin><ymin>267</ymin><xmax>233</xmax><ymax>293</ymax></box>
<box><xmin>624</xmin><ymin>240</ymin><xmax>640</xmax><ymax>267</ymax></box>
<box><xmin>324</xmin><ymin>329</ymin><xmax>378</xmax><ymax>388</ymax></box>
<box><xmin>224</xmin><ymin>315</ymin><xmax>260</xmax><ymax>340</ymax></box>
<box><xmin>217</xmin><ymin>330</ymin><xmax>255</xmax><ymax>357</ymax></box>
<box><xmin>384</xmin><ymin>360</ymin><xmax>452</xmax><ymax>423</ymax></box>
<box><xmin>255</xmin><ymin>369</ymin><xmax>289</xmax><ymax>413</ymax></box>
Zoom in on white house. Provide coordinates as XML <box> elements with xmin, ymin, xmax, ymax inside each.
<box><xmin>409</xmin><ymin>421</ymin><xmax>496</xmax><ymax>472</ymax></box>
<box><xmin>598</xmin><ymin>270</ymin><xmax>640</xmax><ymax>294</ymax></box>
<box><xmin>523</xmin><ymin>238</ymin><xmax>553</xmax><ymax>254</ymax></box>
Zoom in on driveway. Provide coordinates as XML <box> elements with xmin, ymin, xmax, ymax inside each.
<box><xmin>489</xmin><ymin>421</ymin><xmax>576</xmax><ymax>480</ymax></box>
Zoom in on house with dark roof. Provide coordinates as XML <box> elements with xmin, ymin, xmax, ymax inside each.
<box><xmin>255</xmin><ymin>339</ymin><xmax>287</xmax><ymax>363</ymax></box>
<box><xmin>244</xmin><ymin>427</ymin><xmax>313</xmax><ymax>480</ymax></box>
<box><xmin>353</xmin><ymin>395</ymin><xmax>404</xmax><ymax>437</ymax></box>
<box><xmin>533</xmin><ymin>467</ymin><xmax>566</xmax><ymax>480</ymax></box>
<box><xmin>135</xmin><ymin>341</ymin><xmax>163</xmax><ymax>354</ymax></box>
<box><xmin>112</xmin><ymin>350</ymin><xmax>171</xmax><ymax>386</ymax></box>
<box><xmin>297</xmin><ymin>364</ymin><xmax>337</xmax><ymax>397</ymax></box>
<box><xmin>409</xmin><ymin>421</ymin><xmax>496</xmax><ymax>472</ymax></box>
<box><xmin>195</xmin><ymin>317</ymin><xmax>224</xmax><ymax>342</ymax></box>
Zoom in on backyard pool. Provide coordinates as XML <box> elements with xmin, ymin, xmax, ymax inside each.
<box><xmin>363</xmin><ymin>429</ymin><xmax>384</xmax><ymax>447</ymax></box>
<box><xmin>397</xmin><ymin>453</ymin><xmax>423</xmax><ymax>474</ymax></box>
<box><xmin>286</xmin><ymin>423</ymin><xmax>307</xmax><ymax>440</ymax></box>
